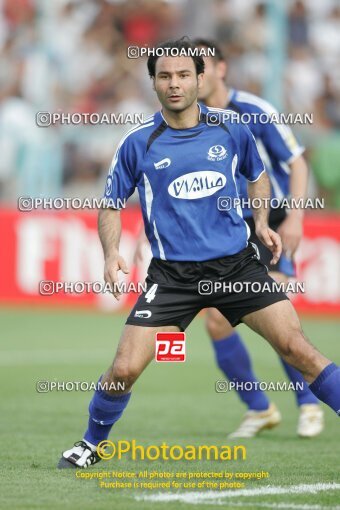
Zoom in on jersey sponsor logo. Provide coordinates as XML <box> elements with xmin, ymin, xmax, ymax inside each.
<box><xmin>168</xmin><ymin>171</ymin><xmax>226</xmax><ymax>200</ymax></box>
<box><xmin>155</xmin><ymin>332</ymin><xmax>186</xmax><ymax>362</ymax></box>
<box><xmin>134</xmin><ymin>310</ymin><xmax>152</xmax><ymax>318</ymax></box>
<box><xmin>105</xmin><ymin>176</ymin><xmax>112</xmax><ymax>196</ymax></box>
<box><xmin>154</xmin><ymin>158</ymin><xmax>171</xmax><ymax>170</ymax></box>
<box><xmin>207</xmin><ymin>145</ymin><xmax>228</xmax><ymax>161</ymax></box>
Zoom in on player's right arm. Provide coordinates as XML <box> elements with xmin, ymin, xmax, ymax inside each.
<box><xmin>98</xmin><ymin>208</ymin><xmax>129</xmax><ymax>300</ymax></box>
<box><xmin>99</xmin><ymin>131</ymin><xmax>137</xmax><ymax>299</ymax></box>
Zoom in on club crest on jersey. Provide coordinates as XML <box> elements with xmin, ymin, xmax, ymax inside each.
<box><xmin>207</xmin><ymin>145</ymin><xmax>228</xmax><ymax>161</ymax></box>
<box><xmin>168</xmin><ymin>171</ymin><xmax>226</xmax><ymax>199</ymax></box>
<box><xmin>105</xmin><ymin>176</ymin><xmax>112</xmax><ymax>196</ymax></box>
<box><xmin>154</xmin><ymin>158</ymin><xmax>171</xmax><ymax>170</ymax></box>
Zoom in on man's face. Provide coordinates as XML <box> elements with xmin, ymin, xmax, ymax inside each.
<box><xmin>153</xmin><ymin>56</ymin><xmax>203</xmax><ymax>113</ymax></box>
<box><xmin>198</xmin><ymin>55</ymin><xmax>226</xmax><ymax>101</ymax></box>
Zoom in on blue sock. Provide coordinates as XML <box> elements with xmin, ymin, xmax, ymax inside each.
<box><xmin>212</xmin><ymin>332</ymin><xmax>270</xmax><ymax>411</ymax></box>
<box><xmin>279</xmin><ymin>358</ymin><xmax>319</xmax><ymax>406</ymax></box>
<box><xmin>84</xmin><ymin>387</ymin><xmax>131</xmax><ymax>445</ymax></box>
<box><xmin>309</xmin><ymin>363</ymin><xmax>340</xmax><ymax>415</ymax></box>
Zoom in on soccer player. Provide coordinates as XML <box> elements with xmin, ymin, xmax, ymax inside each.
<box><xmin>193</xmin><ymin>38</ymin><xmax>324</xmax><ymax>438</ymax></box>
<box><xmin>58</xmin><ymin>38</ymin><xmax>340</xmax><ymax>469</ymax></box>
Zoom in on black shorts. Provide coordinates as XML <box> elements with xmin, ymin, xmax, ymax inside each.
<box><xmin>126</xmin><ymin>245</ymin><xmax>288</xmax><ymax>331</ymax></box>
<box><xmin>245</xmin><ymin>208</ymin><xmax>296</xmax><ymax>277</ymax></box>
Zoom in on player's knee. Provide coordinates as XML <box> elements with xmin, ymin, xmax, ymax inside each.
<box><xmin>278</xmin><ymin>329</ymin><xmax>313</xmax><ymax>363</ymax></box>
<box><xmin>111</xmin><ymin>361</ymin><xmax>139</xmax><ymax>387</ymax></box>
<box><xmin>206</xmin><ymin>310</ymin><xmax>233</xmax><ymax>340</ymax></box>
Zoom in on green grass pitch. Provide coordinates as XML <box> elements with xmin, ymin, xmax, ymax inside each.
<box><xmin>1</xmin><ymin>306</ymin><xmax>339</xmax><ymax>510</ymax></box>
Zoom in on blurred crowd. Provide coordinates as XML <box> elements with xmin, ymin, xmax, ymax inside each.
<box><xmin>0</xmin><ymin>0</ymin><xmax>340</xmax><ymax>205</ymax></box>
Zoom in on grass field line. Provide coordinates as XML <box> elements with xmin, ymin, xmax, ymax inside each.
<box><xmin>0</xmin><ymin>349</ymin><xmax>106</xmax><ymax>365</ymax></box>
<box><xmin>171</xmin><ymin>503</ymin><xmax>340</xmax><ymax>510</ymax></box>
<box><xmin>191</xmin><ymin>502</ymin><xmax>340</xmax><ymax>509</ymax></box>
<box><xmin>136</xmin><ymin>483</ymin><xmax>340</xmax><ymax>504</ymax></box>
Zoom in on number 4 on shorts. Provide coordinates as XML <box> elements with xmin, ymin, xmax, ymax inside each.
<box><xmin>145</xmin><ymin>283</ymin><xmax>158</xmax><ymax>303</ymax></box>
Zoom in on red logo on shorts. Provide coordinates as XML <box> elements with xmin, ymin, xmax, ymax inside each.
<box><xmin>155</xmin><ymin>332</ymin><xmax>186</xmax><ymax>362</ymax></box>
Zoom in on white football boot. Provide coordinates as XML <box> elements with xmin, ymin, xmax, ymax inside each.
<box><xmin>297</xmin><ymin>404</ymin><xmax>324</xmax><ymax>438</ymax></box>
<box><xmin>57</xmin><ymin>440</ymin><xmax>101</xmax><ymax>469</ymax></box>
<box><xmin>228</xmin><ymin>403</ymin><xmax>282</xmax><ymax>438</ymax></box>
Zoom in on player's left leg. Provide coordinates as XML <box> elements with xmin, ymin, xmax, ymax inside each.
<box><xmin>269</xmin><ymin>270</ymin><xmax>323</xmax><ymax>437</ymax></box>
<box><xmin>241</xmin><ymin>300</ymin><xmax>340</xmax><ymax>416</ymax></box>
<box><xmin>206</xmin><ymin>242</ymin><xmax>323</xmax><ymax>437</ymax></box>
<box><xmin>249</xmin><ymin>207</ymin><xmax>324</xmax><ymax>433</ymax></box>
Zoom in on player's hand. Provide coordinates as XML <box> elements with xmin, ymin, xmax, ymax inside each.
<box><xmin>277</xmin><ymin>214</ymin><xmax>303</xmax><ymax>258</ymax></box>
<box><xmin>104</xmin><ymin>253</ymin><xmax>129</xmax><ymax>300</ymax></box>
<box><xmin>255</xmin><ymin>225</ymin><xmax>282</xmax><ymax>265</ymax></box>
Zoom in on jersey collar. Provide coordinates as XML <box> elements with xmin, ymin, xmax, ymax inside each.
<box><xmin>159</xmin><ymin>103</ymin><xmax>204</xmax><ymax>128</ymax></box>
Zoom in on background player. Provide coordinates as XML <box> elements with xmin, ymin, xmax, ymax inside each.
<box><xmin>194</xmin><ymin>38</ymin><xmax>323</xmax><ymax>438</ymax></box>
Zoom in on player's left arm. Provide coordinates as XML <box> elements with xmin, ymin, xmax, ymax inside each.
<box><xmin>248</xmin><ymin>173</ymin><xmax>282</xmax><ymax>265</ymax></box>
<box><xmin>238</xmin><ymin>123</ymin><xmax>282</xmax><ymax>264</ymax></box>
<box><xmin>277</xmin><ymin>154</ymin><xmax>308</xmax><ymax>257</ymax></box>
<box><xmin>258</xmin><ymin>105</ymin><xmax>308</xmax><ymax>257</ymax></box>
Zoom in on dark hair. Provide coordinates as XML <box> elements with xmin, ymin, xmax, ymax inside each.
<box><xmin>193</xmin><ymin>38</ymin><xmax>225</xmax><ymax>62</ymax></box>
<box><xmin>147</xmin><ymin>37</ymin><xmax>205</xmax><ymax>78</ymax></box>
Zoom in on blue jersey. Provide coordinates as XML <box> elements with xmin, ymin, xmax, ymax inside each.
<box><xmin>225</xmin><ymin>90</ymin><xmax>305</xmax><ymax>218</ymax></box>
<box><xmin>104</xmin><ymin>104</ymin><xmax>265</xmax><ymax>262</ymax></box>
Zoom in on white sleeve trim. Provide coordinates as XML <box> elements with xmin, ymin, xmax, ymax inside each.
<box><xmin>247</xmin><ymin>167</ymin><xmax>266</xmax><ymax>182</ymax></box>
<box><xmin>286</xmin><ymin>146</ymin><xmax>305</xmax><ymax>165</ymax></box>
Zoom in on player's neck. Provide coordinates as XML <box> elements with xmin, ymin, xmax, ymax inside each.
<box><xmin>161</xmin><ymin>102</ymin><xmax>200</xmax><ymax>129</ymax></box>
<box><xmin>204</xmin><ymin>86</ymin><xmax>230</xmax><ymax>109</ymax></box>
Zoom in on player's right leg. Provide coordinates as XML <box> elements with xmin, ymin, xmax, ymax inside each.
<box><xmin>58</xmin><ymin>323</ymin><xmax>180</xmax><ymax>469</ymax></box>
<box><xmin>206</xmin><ymin>308</ymin><xmax>281</xmax><ymax>438</ymax></box>
<box><xmin>58</xmin><ymin>255</ymin><xmax>203</xmax><ymax>469</ymax></box>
